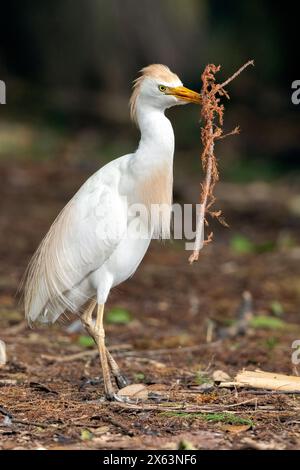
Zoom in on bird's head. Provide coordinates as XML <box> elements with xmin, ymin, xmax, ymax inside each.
<box><xmin>130</xmin><ymin>64</ymin><xmax>201</xmax><ymax>124</ymax></box>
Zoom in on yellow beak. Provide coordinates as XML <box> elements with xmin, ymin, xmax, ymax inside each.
<box><xmin>167</xmin><ymin>85</ymin><xmax>202</xmax><ymax>104</ymax></box>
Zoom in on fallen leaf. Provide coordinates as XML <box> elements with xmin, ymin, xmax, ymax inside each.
<box><xmin>213</xmin><ymin>370</ymin><xmax>231</xmax><ymax>382</ymax></box>
<box><xmin>117</xmin><ymin>383</ymin><xmax>148</xmax><ymax>400</ymax></box>
<box><xmin>223</xmin><ymin>424</ymin><xmax>251</xmax><ymax>434</ymax></box>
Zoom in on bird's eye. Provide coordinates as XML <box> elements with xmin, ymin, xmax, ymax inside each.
<box><xmin>158</xmin><ymin>85</ymin><xmax>167</xmax><ymax>92</ymax></box>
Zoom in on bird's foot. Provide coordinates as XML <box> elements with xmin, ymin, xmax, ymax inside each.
<box><xmin>114</xmin><ymin>373</ymin><xmax>130</xmax><ymax>390</ymax></box>
<box><xmin>105</xmin><ymin>392</ymin><xmax>132</xmax><ymax>403</ymax></box>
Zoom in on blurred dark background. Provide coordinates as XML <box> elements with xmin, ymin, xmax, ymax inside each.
<box><xmin>0</xmin><ymin>0</ymin><xmax>299</xmax><ymax>181</ymax></box>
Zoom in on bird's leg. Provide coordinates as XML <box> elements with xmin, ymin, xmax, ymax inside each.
<box><xmin>81</xmin><ymin>299</ymin><xmax>96</xmax><ymax>336</ymax></box>
<box><xmin>81</xmin><ymin>300</ymin><xmax>128</xmax><ymax>398</ymax></box>
<box><xmin>106</xmin><ymin>349</ymin><xmax>129</xmax><ymax>389</ymax></box>
<box><xmin>94</xmin><ymin>304</ymin><xmax>117</xmax><ymax>401</ymax></box>
<box><xmin>81</xmin><ymin>300</ymin><xmax>97</xmax><ymax>328</ymax></box>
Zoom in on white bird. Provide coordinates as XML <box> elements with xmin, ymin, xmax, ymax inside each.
<box><xmin>24</xmin><ymin>64</ymin><xmax>201</xmax><ymax>400</ymax></box>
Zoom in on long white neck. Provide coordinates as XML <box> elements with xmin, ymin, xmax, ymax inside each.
<box><xmin>129</xmin><ymin>105</ymin><xmax>174</xmax><ymax>239</ymax></box>
<box><xmin>135</xmin><ymin>105</ymin><xmax>175</xmax><ymax>166</ymax></box>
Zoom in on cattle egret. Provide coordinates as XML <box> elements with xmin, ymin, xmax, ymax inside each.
<box><xmin>24</xmin><ymin>64</ymin><xmax>202</xmax><ymax>400</ymax></box>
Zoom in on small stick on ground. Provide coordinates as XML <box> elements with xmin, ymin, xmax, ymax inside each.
<box><xmin>41</xmin><ymin>343</ymin><xmax>132</xmax><ymax>363</ymax></box>
<box><xmin>219</xmin><ymin>369</ymin><xmax>300</xmax><ymax>392</ymax></box>
<box><xmin>189</xmin><ymin>60</ymin><xmax>254</xmax><ymax>263</ymax></box>
<box><xmin>101</xmin><ymin>414</ymin><xmax>135</xmax><ymax>436</ymax></box>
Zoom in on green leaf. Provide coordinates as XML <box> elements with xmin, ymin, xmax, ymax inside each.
<box><xmin>106</xmin><ymin>307</ymin><xmax>132</xmax><ymax>325</ymax></box>
<box><xmin>81</xmin><ymin>429</ymin><xmax>93</xmax><ymax>441</ymax></box>
<box><xmin>134</xmin><ymin>372</ymin><xmax>145</xmax><ymax>382</ymax></box>
<box><xmin>78</xmin><ymin>335</ymin><xmax>95</xmax><ymax>348</ymax></box>
<box><xmin>230</xmin><ymin>235</ymin><xmax>255</xmax><ymax>254</ymax></box>
<box><xmin>194</xmin><ymin>372</ymin><xmax>212</xmax><ymax>385</ymax></box>
<box><xmin>270</xmin><ymin>301</ymin><xmax>284</xmax><ymax>317</ymax></box>
<box><xmin>230</xmin><ymin>235</ymin><xmax>276</xmax><ymax>255</ymax></box>
<box><xmin>178</xmin><ymin>440</ymin><xmax>196</xmax><ymax>450</ymax></box>
<box><xmin>250</xmin><ymin>315</ymin><xmax>285</xmax><ymax>330</ymax></box>
<box><xmin>265</xmin><ymin>336</ymin><xmax>279</xmax><ymax>350</ymax></box>
<box><xmin>255</xmin><ymin>240</ymin><xmax>276</xmax><ymax>253</ymax></box>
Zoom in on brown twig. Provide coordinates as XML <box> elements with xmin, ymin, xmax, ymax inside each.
<box><xmin>239</xmin><ymin>389</ymin><xmax>300</xmax><ymax>396</ymax></box>
<box><xmin>109</xmin><ymin>401</ymin><xmax>285</xmax><ymax>415</ymax></box>
<box><xmin>189</xmin><ymin>60</ymin><xmax>254</xmax><ymax>263</ymax></box>
<box><xmin>41</xmin><ymin>343</ymin><xmax>132</xmax><ymax>363</ymax></box>
<box><xmin>113</xmin><ymin>342</ymin><xmax>220</xmax><ymax>357</ymax></box>
<box><xmin>101</xmin><ymin>414</ymin><xmax>135</xmax><ymax>436</ymax></box>
<box><xmin>12</xmin><ymin>418</ymin><xmax>54</xmax><ymax>428</ymax></box>
<box><xmin>0</xmin><ymin>406</ymin><xmax>57</xmax><ymax>428</ymax></box>
<box><xmin>41</xmin><ymin>350</ymin><xmax>98</xmax><ymax>362</ymax></box>
<box><xmin>217</xmin><ymin>60</ymin><xmax>254</xmax><ymax>90</ymax></box>
<box><xmin>218</xmin><ymin>126</ymin><xmax>240</xmax><ymax>140</ymax></box>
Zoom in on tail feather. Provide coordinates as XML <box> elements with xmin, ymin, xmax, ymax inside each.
<box><xmin>22</xmin><ymin>200</ymin><xmax>88</xmax><ymax>323</ymax></box>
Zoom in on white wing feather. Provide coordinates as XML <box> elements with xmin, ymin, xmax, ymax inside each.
<box><xmin>24</xmin><ymin>157</ymin><xmax>129</xmax><ymax>323</ymax></box>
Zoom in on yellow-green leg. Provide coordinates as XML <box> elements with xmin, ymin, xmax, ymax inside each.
<box><xmin>94</xmin><ymin>304</ymin><xmax>115</xmax><ymax>400</ymax></box>
<box><xmin>81</xmin><ymin>300</ymin><xmax>128</xmax><ymax>398</ymax></box>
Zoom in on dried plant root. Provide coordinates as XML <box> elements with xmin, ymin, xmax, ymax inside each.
<box><xmin>189</xmin><ymin>60</ymin><xmax>254</xmax><ymax>264</ymax></box>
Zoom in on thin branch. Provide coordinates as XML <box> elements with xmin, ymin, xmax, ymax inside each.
<box><xmin>41</xmin><ymin>343</ymin><xmax>131</xmax><ymax>363</ymax></box>
<box><xmin>218</xmin><ymin>126</ymin><xmax>240</xmax><ymax>140</ymax></box>
<box><xmin>217</xmin><ymin>60</ymin><xmax>254</xmax><ymax>90</ymax></box>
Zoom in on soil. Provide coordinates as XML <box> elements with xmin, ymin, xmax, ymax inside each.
<box><xmin>1</xmin><ymin>161</ymin><xmax>300</xmax><ymax>450</ymax></box>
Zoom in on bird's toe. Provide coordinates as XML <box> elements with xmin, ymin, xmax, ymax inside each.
<box><xmin>115</xmin><ymin>374</ymin><xmax>130</xmax><ymax>389</ymax></box>
<box><xmin>105</xmin><ymin>392</ymin><xmax>130</xmax><ymax>403</ymax></box>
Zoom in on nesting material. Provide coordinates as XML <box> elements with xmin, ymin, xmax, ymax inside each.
<box><xmin>189</xmin><ymin>60</ymin><xmax>254</xmax><ymax>263</ymax></box>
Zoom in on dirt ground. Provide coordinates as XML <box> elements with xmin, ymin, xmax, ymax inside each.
<box><xmin>1</xmin><ymin>161</ymin><xmax>300</xmax><ymax>450</ymax></box>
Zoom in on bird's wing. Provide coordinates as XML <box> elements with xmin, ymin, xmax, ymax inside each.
<box><xmin>24</xmin><ymin>158</ymin><xmax>129</xmax><ymax>323</ymax></box>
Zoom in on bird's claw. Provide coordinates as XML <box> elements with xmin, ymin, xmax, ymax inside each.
<box><xmin>115</xmin><ymin>374</ymin><xmax>130</xmax><ymax>389</ymax></box>
<box><xmin>105</xmin><ymin>392</ymin><xmax>132</xmax><ymax>403</ymax></box>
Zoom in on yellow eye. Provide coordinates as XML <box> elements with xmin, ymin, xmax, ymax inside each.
<box><xmin>158</xmin><ymin>85</ymin><xmax>167</xmax><ymax>92</ymax></box>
